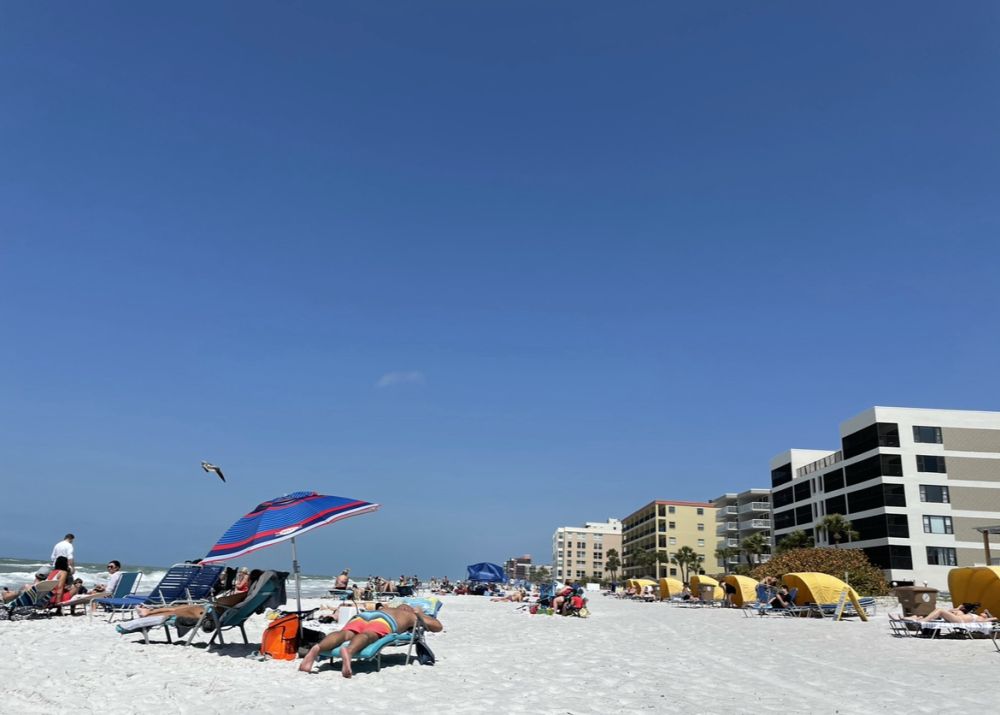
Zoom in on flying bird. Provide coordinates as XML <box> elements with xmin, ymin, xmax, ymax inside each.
<box><xmin>201</xmin><ymin>461</ymin><xmax>226</xmax><ymax>483</ymax></box>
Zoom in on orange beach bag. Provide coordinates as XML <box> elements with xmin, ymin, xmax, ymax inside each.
<box><xmin>261</xmin><ymin>613</ymin><xmax>299</xmax><ymax>660</ymax></box>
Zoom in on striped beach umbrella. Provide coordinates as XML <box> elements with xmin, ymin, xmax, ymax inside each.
<box><xmin>202</xmin><ymin>491</ymin><xmax>380</xmax><ymax>610</ymax></box>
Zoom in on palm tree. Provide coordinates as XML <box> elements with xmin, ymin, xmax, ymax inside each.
<box><xmin>740</xmin><ymin>532</ymin><xmax>769</xmax><ymax>568</ymax></box>
<box><xmin>605</xmin><ymin>549</ymin><xmax>621</xmax><ymax>581</ymax></box>
<box><xmin>774</xmin><ymin>530</ymin><xmax>815</xmax><ymax>553</ymax></box>
<box><xmin>634</xmin><ymin>548</ymin><xmax>658</xmax><ymax>578</ymax></box>
<box><xmin>715</xmin><ymin>545</ymin><xmax>739</xmax><ymax>571</ymax></box>
<box><xmin>819</xmin><ymin>514</ymin><xmax>859</xmax><ymax>548</ymax></box>
<box><xmin>670</xmin><ymin>546</ymin><xmax>702</xmax><ymax>584</ymax></box>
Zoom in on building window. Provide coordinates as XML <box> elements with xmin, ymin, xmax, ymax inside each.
<box><xmin>920</xmin><ymin>485</ymin><xmax>950</xmax><ymax>503</ymax></box>
<box><xmin>926</xmin><ymin>546</ymin><xmax>958</xmax><ymax>566</ymax></box>
<box><xmin>913</xmin><ymin>426</ymin><xmax>943</xmax><ymax>444</ymax></box>
<box><xmin>696</xmin><ymin>508</ymin><xmax>704</xmax><ymax>515</ymax></box>
<box><xmin>669</xmin><ymin>568</ymin><xmax>677</xmax><ymax>576</ymax></box>
<box><xmin>697</xmin><ymin>523</ymin><xmax>704</xmax><ymax>531</ymax></box>
<box><xmin>669</xmin><ymin>537</ymin><xmax>677</xmax><ymax>545</ymax></box>
<box><xmin>922</xmin><ymin>515</ymin><xmax>953</xmax><ymax>534</ymax></box>
<box><xmin>916</xmin><ymin>455</ymin><xmax>947</xmax><ymax>473</ymax></box>
<box><xmin>697</xmin><ymin>539</ymin><xmax>705</xmax><ymax>547</ymax></box>
<box><xmin>668</xmin><ymin>506</ymin><xmax>676</xmax><ymax>514</ymax></box>
<box><xmin>669</xmin><ymin>521</ymin><xmax>676</xmax><ymax>529</ymax></box>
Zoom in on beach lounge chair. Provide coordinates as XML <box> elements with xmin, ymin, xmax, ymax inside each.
<box><xmin>116</xmin><ymin>570</ymin><xmax>286</xmax><ymax>646</ymax></box>
<box><xmin>2</xmin><ymin>580</ymin><xmax>59</xmax><ymax>620</ymax></box>
<box><xmin>318</xmin><ymin>610</ymin><xmax>424</xmax><ymax>672</ymax></box>
<box><xmin>95</xmin><ymin>563</ymin><xmax>224</xmax><ymax>622</ymax></box>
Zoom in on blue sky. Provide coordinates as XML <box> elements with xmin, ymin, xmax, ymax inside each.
<box><xmin>2</xmin><ymin>2</ymin><xmax>999</xmax><ymax>578</ymax></box>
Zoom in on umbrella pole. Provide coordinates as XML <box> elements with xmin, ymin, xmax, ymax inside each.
<box><xmin>292</xmin><ymin>536</ymin><xmax>302</xmax><ymax>612</ymax></box>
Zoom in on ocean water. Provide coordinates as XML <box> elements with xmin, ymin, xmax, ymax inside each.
<box><xmin>0</xmin><ymin>557</ymin><xmax>335</xmax><ymax>598</ymax></box>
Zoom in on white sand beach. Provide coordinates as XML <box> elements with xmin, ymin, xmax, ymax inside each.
<box><xmin>2</xmin><ymin>594</ymin><xmax>995</xmax><ymax>714</ymax></box>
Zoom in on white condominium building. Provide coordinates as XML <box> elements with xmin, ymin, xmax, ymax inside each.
<box><xmin>771</xmin><ymin>407</ymin><xmax>1000</xmax><ymax>589</ymax></box>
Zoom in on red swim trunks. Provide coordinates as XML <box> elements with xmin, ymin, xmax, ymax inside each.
<box><xmin>341</xmin><ymin>615</ymin><xmax>392</xmax><ymax>637</ymax></box>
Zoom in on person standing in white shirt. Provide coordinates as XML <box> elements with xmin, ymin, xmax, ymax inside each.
<box><xmin>51</xmin><ymin>533</ymin><xmax>75</xmax><ymax>573</ymax></box>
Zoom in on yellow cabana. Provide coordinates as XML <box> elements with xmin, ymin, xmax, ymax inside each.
<box><xmin>626</xmin><ymin>578</ymin><xmax>657</xmax><ymax>595</ymax></box>
<box><xmin>658</xmin><ymin>577</ymin><xmax>683</xmax><ymax>600</ymax></box>
<box><xmin>690</xmin><ymin>575</ymin><xmax>724</xmax><ymax>601</ymax></box>
<box><xmin>781</xmin><ymin>572</ymin><xmax>859</xmax><ymax>604</ymax></box>
<box><xmin>723</xmin><ymin>574</ymin><xmax>758</xmax><ymax>606</ymax></box>
<box><xmin>948</xmin><ymin>566</ymin><xmax>1000</xmax><ymax>616</ymax></box>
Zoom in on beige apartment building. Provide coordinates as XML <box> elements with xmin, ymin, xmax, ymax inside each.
<box><xmin>551</xmin><ymin>519</ymin><xmax>622</xmax><ymax>582</ymax></box>
<box><xmin>621</xmin><ymin>500</ymin><xmax>717</xmax><ymax>581</ymax></box>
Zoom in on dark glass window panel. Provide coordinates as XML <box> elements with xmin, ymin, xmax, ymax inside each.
<box><xmin>847</xmin><ymin>484</ymin><xmax>886</xmax><ymax>513</ymax></box>
<box><xmin>793</xmin><ymin>481</ymin><xmax>811</xmax><ymax>502</ymax></box>
<box><xmin>771</xmin><ymin>464</ymin><xmax>793</xmax><ymax>488</ymax></box>
<box><xmin>844</xmin><ymin>455</ymin><xmax>902</xmax><ymax>487</ymax></box>
<box><xmin>883</xmin><ymin>483</ymin><xmax>907</xmax><ymax>507</ymax></box>
<box><xmin>774</xmin><ymin>509</ymin><xmax>795</xmax><ymax>530</ymax></box>
<box><xmin>877</xmin><ymin>423</ymin><xmax>900</xmax><ymax>448</ymax></box>
<box><xmin>916</xmin><ymin>455</ymin><xmax>947</xmax><ymax>473</ymax></box>
<box><xmin>887</xmin><ymin>514</ymin><xmax>910</xmax><ymax>538</ymax></box>
<box><xmin>919</xmin><ymin>485</ymin><xmax>950</xmax><ymax>503</ymax></box>
<box><xmin>825</xmin><ymin>495</ymin><xmax>847</xmax><ymax>516</ymax></box>
<box><xmin>882</xmin><ymin>454</ymin><xmax>903</xmax><ymax>476</ymax></box>
<box><xmin>795</xmin><ymin>505</ymin><xmax>812</xmax><ymax>526</ymax></box>
<box><xmin>842</xmin><ymin>422</ymin><xmax>899</xmax><ymax>459</ymax></box>
<box><xmin>843</xmin><ymin>424</ymin><xmax>878</xmax><ymax>460</ymax></box>
<box><xmin>824</xmin><ymin>469</ymin><xmax>845</xmax><ymax>492</ymax></box>
<box><xmin>889</xmin><ymin>545</ymin><xmax>913</xmax><ymax>569</ymax></box>
<box><xmin>845</xmin><ymin>456</ymin><xmax>880</xmax><ymax>486</ymax></box>
<box><xmin>852</xmin><ymin>514</ymin><xmax>889</xmax><ymax>541</ymax></box>
<box><xmin>863</xmin><ymin>545</ymin><xmax>890</xmax><ymax>569</ymax></box>
<box><xmin>926</xmin><ymin>547</ymin><xmax>957</xmax><ymax>566</ymax></box>
<box><xmin>773</xmin><ymin>486</ymin><xmax>794</xmax><ymax>508</ymax></box>
<box><xmin>913</xmin><ymin>426</ymin><xmax>943</xmax><ymax>444</ymax></box>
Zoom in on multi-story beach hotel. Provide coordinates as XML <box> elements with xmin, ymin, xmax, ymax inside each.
<box><xmin>551</xmin><ymin>518</ymin><xmax>622</xmax><ymax>582</ymax></box>
<box><xmin>771</xmin><ymin>406</ymin><xmax>1000</xmax><ymax>588</ymax></box>
<box><xmin>621</xmin><ymin>500</ymin><xmax>717</xmax><ymax>580</ymax></box>
<box><xmin>711</xmin><ymin>488</ymin><xmax>772</xmax><ymax>570</ymax></box>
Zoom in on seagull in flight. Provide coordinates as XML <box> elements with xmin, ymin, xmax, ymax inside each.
<box><xmin>201</xmin><ymin>461</ymin><xmax>226</xmax><ymax>483</ymax></box>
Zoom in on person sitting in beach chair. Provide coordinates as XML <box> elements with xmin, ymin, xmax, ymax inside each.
<box><xmin>129</xmin><ymin>569</ymin><xmax>264</xmax><ymax>623</ymax></box>
<box><xmin>891</xmin><ymin>603</ymin><xmax>995</xmax><ymax>624</ymax></box>
<box><xmin>299</xmin><ymin>603</ymin><xmax>443</xmax><ymax>678</ymax></box>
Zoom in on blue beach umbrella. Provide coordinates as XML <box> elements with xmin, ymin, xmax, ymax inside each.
<box><xmin>202</xmin><ymin>491</ymin><xmax>380</xmax><ymax>610</ymax></box>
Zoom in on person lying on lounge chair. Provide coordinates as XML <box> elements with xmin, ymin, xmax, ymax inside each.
<box><xmin>133</xmin><ymin>570</ymin><xmax>263</xmax><ymax>621</ymax></box>
<box><xmin>299</xmin><ymin>604</ymin><xmax>443</xmax><ymax>678</ymax></box>
<box><xmin>491</xmin><ymin>588</ymin><xmax>526</xmax><ymax>602</ymax></box>
<box><xmin>891</xmin><ymin>604</ymin><xmax>995</xmax><ymax>624</ymax></box>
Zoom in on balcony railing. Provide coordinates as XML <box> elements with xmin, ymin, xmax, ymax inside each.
<box><xmin>720</xmin><ymin>506</ymin><xmax>738</xmax><ymax>515</ymax></box>
<box><xmin>716</xmin><ymin>522</ymin><xmax>739</xmax><ymax>535</ymax></box>
<box><xmin>726</xmin><ymin>538</ymin><xmax>739</xmax><ymax>547</ymax></box>
<box><xmin>738</xmin><ymin>501</ymin><xmax>770</xmax><ymax>514</ymax></box>
<box><xmin>740</xmin><ymin>519</ymin><xmax>771</xmax><ymax>530</ymax></box>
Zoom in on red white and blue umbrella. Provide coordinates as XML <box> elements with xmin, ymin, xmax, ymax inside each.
<box><xmin>202</xmin><ymin>491</ymin><xmax>380</xmax><ymax>610</ymax></box>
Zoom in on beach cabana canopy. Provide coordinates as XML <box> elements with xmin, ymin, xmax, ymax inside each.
<box><xmin>626</xmin><ymin>578</ymin><xmax>657</xmax><ymax>593</ymax></box>
<box><xmin>948</xmin><ymin>566</ymin><xmax>1000</xmax><ymax>616</ymax></box>
<box><xmin>658</xmin><ymin>577</ymin><xmax>683</xmax><ymax>600</ymax></box>
<box><xmin>690</xmin><ymin>575</ymin><xmax>724</xmax><ymax>600</ymax></box>
<box><xmin>723</xmin><ymin>574</ymin><xmax>758</xmax><ymax>607</ymax></box>
<box><xmin>782</xmin><ymin>572</ymin><xmax>859</xmax><ymax>605</ymax></box>
<box><xmin>467</xmin><ymin>562</ymin><xmax>505</xmax><ymax>582</ymax></box>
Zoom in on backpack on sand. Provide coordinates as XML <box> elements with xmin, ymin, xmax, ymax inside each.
<box><xmin>261</xmin><ymin>613</ymin><xmax>299</xmax><ymax>660</ymax></box>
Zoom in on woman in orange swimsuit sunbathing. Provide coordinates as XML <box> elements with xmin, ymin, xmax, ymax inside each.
<box><xmin>299</xmin><ymin>604</ymin><xmax>443</xmax><ymax>678</ymax></box>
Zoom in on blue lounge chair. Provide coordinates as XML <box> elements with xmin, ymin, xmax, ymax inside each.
<box><xmin>116</xmin><ymin>570</ymin><xmax>286</xmax><ymax>647</ymax></box>
<box><xmin>96</xmin><ymin>563</ymin><xmax>223</xmax><ymax>621</ymax></box>
<box><xmin>319</xmin><ymin>610</ymin><xmax>422</xmax><ymax>672</ymax></box>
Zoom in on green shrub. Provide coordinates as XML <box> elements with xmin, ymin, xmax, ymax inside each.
<box><xmin>750</xmin><ymin>548</ymin><xmax>889</xmax><ymax>596</ymax></box>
